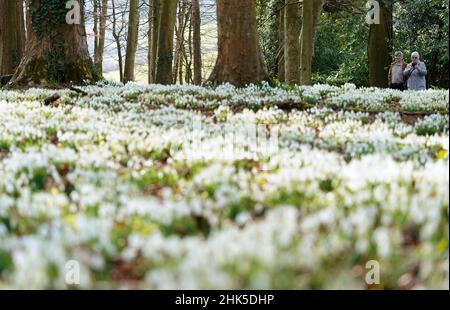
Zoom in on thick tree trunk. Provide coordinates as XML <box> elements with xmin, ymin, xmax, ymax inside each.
<box><xmin>368</xmin><ymin>1</ymin><xmax>393</xmax><ymax>88</ymax></box>
<box><xmin>155</xmin><ymin>0</ymin><xmax>178</xmax><ymax>84</ymax></box>
<box><xmin>124</xmin><ymin>0</ymin><xmax>140</xmax><ymax>83</ymax></box>
<box><xmin>0</xmin><ymin>0</ymin><xmax>24</xmax><ymax>76</ymax></box>
<box><xmin>208</xmin><ymin>0</ymin><xmax>267</xmax><ymax>87</ymax></box>
<box><xmin>192</xmin><ymin>0</ymin><xmax>202</xmax><ymax>85</ymax></box>
<box><xmin>284</xmin><ymin>0</ymin><xmax>301</xmax><ymax>85</ymax></box>
<box><xmin>9</xmin><ymin>0</ymin><xmax>100</xmax><ymax>87</ymax></box>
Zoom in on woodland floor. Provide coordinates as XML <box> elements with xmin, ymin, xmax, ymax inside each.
<box><xmin>0</xmin><ymin>82</ymin><xmax>448</xmax><ymax>289</ymax></box>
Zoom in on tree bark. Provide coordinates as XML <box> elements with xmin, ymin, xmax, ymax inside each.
<box><xmin>93</xmin><ymin>0</ymin><xmax>99</xmax><ymax>59</ymax></box>
<box><xmin>0</xmin><ymin>0</ymin><xmax>25</xmax><ymax>76</ymax></box>
<box><xmin>9</xmin><ymin>0</ymin><xmax>100</xmax><ymax>87</ymax></box>
<box><xmin>368</xmin><ymin>1</ymin><xmax>393</xmax><ymax>88</ymax></box>
<box><xmin>124</xmin><ymin>0</ymin><xmax>140</xmax><ymax>83</ymax></box>
<box><xmin>208</xmin><ymin>0</ymin><xmax>267</xmax><ymax>87</ymax></box>
<box><xmin>111</xmin><ymin>0</ymin><xmax>124</xmax><ymax>82</ymax></box>
<box><xmin>17</xmin><ymin>0</ymin><xmax>26</xmax><ymax>62</ymax></box>
<box><xmin>185</xmin><ymin>12</ymin><xmax>193</xmax><ymax>84</ymax></box>
<box><xmin>148</xmin><ymin>0</ymin><xmax>153</xmax><ymax>83</ymax></box>
<box><xmin>284</xmin><ymin>0</ymin><xmax>301</xmax><ymax>85</ymax></box>
<box><xmin>277</xmin><ymin>4</ymin><xmax>285</xmax><ymax>83</ymax></box>
<box><xmin>94</xmin><ymin>0</ymin><xmax>108</xmax><ymax>72</ymax></box>
<box><xmin>149</xmin><ymin>0</ymin><xmax>161</xmax><ymax>83</ymax></box>
<box><xmin>299</xmin><ymin>0</ymin><xmax>324</xmax><ymax>85</ymax></box>
<box><xmin>173</xmin><ymin>2</ymin><xmax>187</xmax><ymax>84</ymax></box>
<box><xmin>192</xmin><ymin>0</ymin><xmax>202</xmax><ymax>85</ymax></box>
<box><xmin>155</xmin><ymin>0</ymin><xmax>178</xmax><ymax>84</ymax></box>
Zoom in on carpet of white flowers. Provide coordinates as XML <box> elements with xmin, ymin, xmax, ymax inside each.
<box><xmin>0</xmin><ymin>81</ymin><xmax>448</xmax><ymax>289</ymax></box>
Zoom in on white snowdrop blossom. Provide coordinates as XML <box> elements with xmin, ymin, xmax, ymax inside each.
<box><xmin>0</xmin><ymin>82</ymin><xmax>447</xmax><ymax>289</ymax></box>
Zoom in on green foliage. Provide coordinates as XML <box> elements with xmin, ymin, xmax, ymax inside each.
<box><xmin>415</xmin><ymin>114</ymin><xmax>450</xmax><ymax>136</ymax></box>
<box><xmin>0</xmin><ymin>250</ymin><xmax>13</xmax><ymax>276</ymax></box>
<box><xmin>30</xmin><ymin>0</ymin><xmax>69</xmax><ymax>39</ymax></box>
<box><xmin>313</xmin><ymin>0</ymin><xmax>449</xmax><ymax>88</ymax></box>
<box><xmin>0</xmin><ymin>139</ymin><xmax>11</xmax><ymax>153</ymax></box>
<box><xmin>393</xmin><ymin>0</ymin><xmax>449</xmax><ymax>88</ymax></box>
<box><xmin>257</xmin><ymin>0</ymin><xmax>448</xmax><ymax>88</ymax></box>
<box><xmin>313</xmin><ymin>10</ymin><xmax>369</xmax><ymax>87</ymax></box>
<box><xmin>29</xmin><ymin>167</ymin><xmax>50</xmax><ymax>192</ymax></box>
<box><xmin>29</xmin><ymin>0</ymin><xmax>93</xmax><ymax>84</ymax></box>
<box><xmin>157</xmin><ymin>53</ymin><xmax>174</xmax><ymax>71</ymax></box>
<box><xmin>45</xmin><ymin>40</ymin><xmax>66</xmax><ymax>83</ymax></box>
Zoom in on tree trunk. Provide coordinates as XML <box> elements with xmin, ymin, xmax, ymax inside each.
<box><xmin>93</xmin><ymin>0</ymin><xmax>99</xmax><ymax>59</ymax></box>
<box><xmin>185</xmin><ymin>12</ymin><xmax>193</xmax><ymax>84</ymax></box>
<box><xmin>94</xmin><ymin>0</ymin><xmax>108</xmax><ymax>72</ymax></box>
<box><xmin>124</xmin><ymin>0</ymin><xmax>140</xmax><ymax>83</ymax></box>
<box><xmin>277</xmin><ymin>5</ymin><xmax>285</xmax><ymax>83</ymax></box>
<box><xmin>173</xmin><ymin>2</ymin><xmax>185</xmax><ymax>84</ymax></box>
<box><xmin>155</xmin><ymin>0</ymin><xmax>178</xmax><ymax>84</ymax></box>
<box><xmin>284</xmin><ymin>0</ymin><xmax>301</xmax><ymax>85</ymax></box>
<box><xmin>208</xmin><ymin>0</ymin><xmax>267</xmax><ymax>87</ymax></box>
<box><xmin>368</xmin><ymin>1</ymin><xmax>393</xmax><ymax>88</ymax></box>
<box><xmin>312</xmin><ymin>0</ymin><xmax>324</xmax><ymax>55</ymax></box>
<box><xmin>25</xmin><ymin>0</ymin><xmax>32</xmax><ymax>39</ymax></box>
<box><xmin>299</xmin><ymin>0</ymin><xmax>324</xmax><ymax>85</ymax></box>
<box><xmin>148</xmin><ymin>0</ymin><xmax>153</xmax><ymax>83</ymax></box>
<box><xmin>149</xmin><ymin>0</ymin><xmax>161</xmax><ymax>83</ymax></box>
<box><xmin>0</xmin><ymin>0</ymin><xmax>25</xmax><ymax>76</ymax></box>
<box><xmin>192</xmin><ymin>0</ymin><xmax>202</xmax><ymax>85</ymax></box>
<box><xmin>9</xmin><ymin>0</ymin><xmax>100</xmax><ymax>87</ymax></box>
<box><xmin>17</xmin><ymin>0</ymin><xmax>26</xmax><ymax>62</ymax></box>
<box><xmin>111</xmin><ymin>0</ymin><xmax>124</xmax><ymax>82</ymax></box>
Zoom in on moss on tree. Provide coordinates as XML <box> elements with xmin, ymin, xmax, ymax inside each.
<box><xmin>7</xmin><ymin>0</ymin><xmax>101</xmax><ymax>88</ymax></box>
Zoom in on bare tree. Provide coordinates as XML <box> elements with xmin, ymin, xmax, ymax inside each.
<box><xmin>191</xmin><ymin>0</ymin><xmax>202</xmax><ymax>84</ymax></box>
<box><xmin>155</xmin><ymin>0</ymin><xmax>178</xmax><ymax>84</ymax></box>
<box><xmin>299</xmin><ymin>0</ymin><xmax>324</xmax><ymax>85</ymax></box>
<box><xmin>111</xmin><ymin>0</ymin><xmax>126</xmax><ymax>82</ymax></box>
<box><xmin>124</xmin><ymin>0</ymin><xmax>140</xmax><ymax>83</ymax></box>
<box><xmin>284</xmin><ymin>0</ymin><xmax>301</xmax><ymax>85</ymax></box>
<box><xmin>93</xmin><ymin>0</ymin><xmax>108</xmax><ymax>72</ymax></box>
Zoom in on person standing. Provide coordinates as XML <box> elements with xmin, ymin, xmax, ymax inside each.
<box><xmin>404</xmin><ymin>52</ymin><xmax>428</xmax><ymax>91</ymax></box>
<box><xmin>388</xmin><ymin>51</ymin><xmax>407</xmax><ymax>90</ymax></box>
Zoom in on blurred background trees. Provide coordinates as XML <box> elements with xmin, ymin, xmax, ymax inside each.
<box><xmin>0</xmin><ymin>0</ymin><xmax>448</xmax><ymax>88</ymax></box>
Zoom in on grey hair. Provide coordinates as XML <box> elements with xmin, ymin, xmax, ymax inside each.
<box><xmin>395</xmin><ymin>51</ymin><xmax>403</xmax><ymax>57</ymax></box>
<box><xmin>411</xmin><ymin>51</ymin><xmax>420</xmax><ymax>59</ymax></box>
